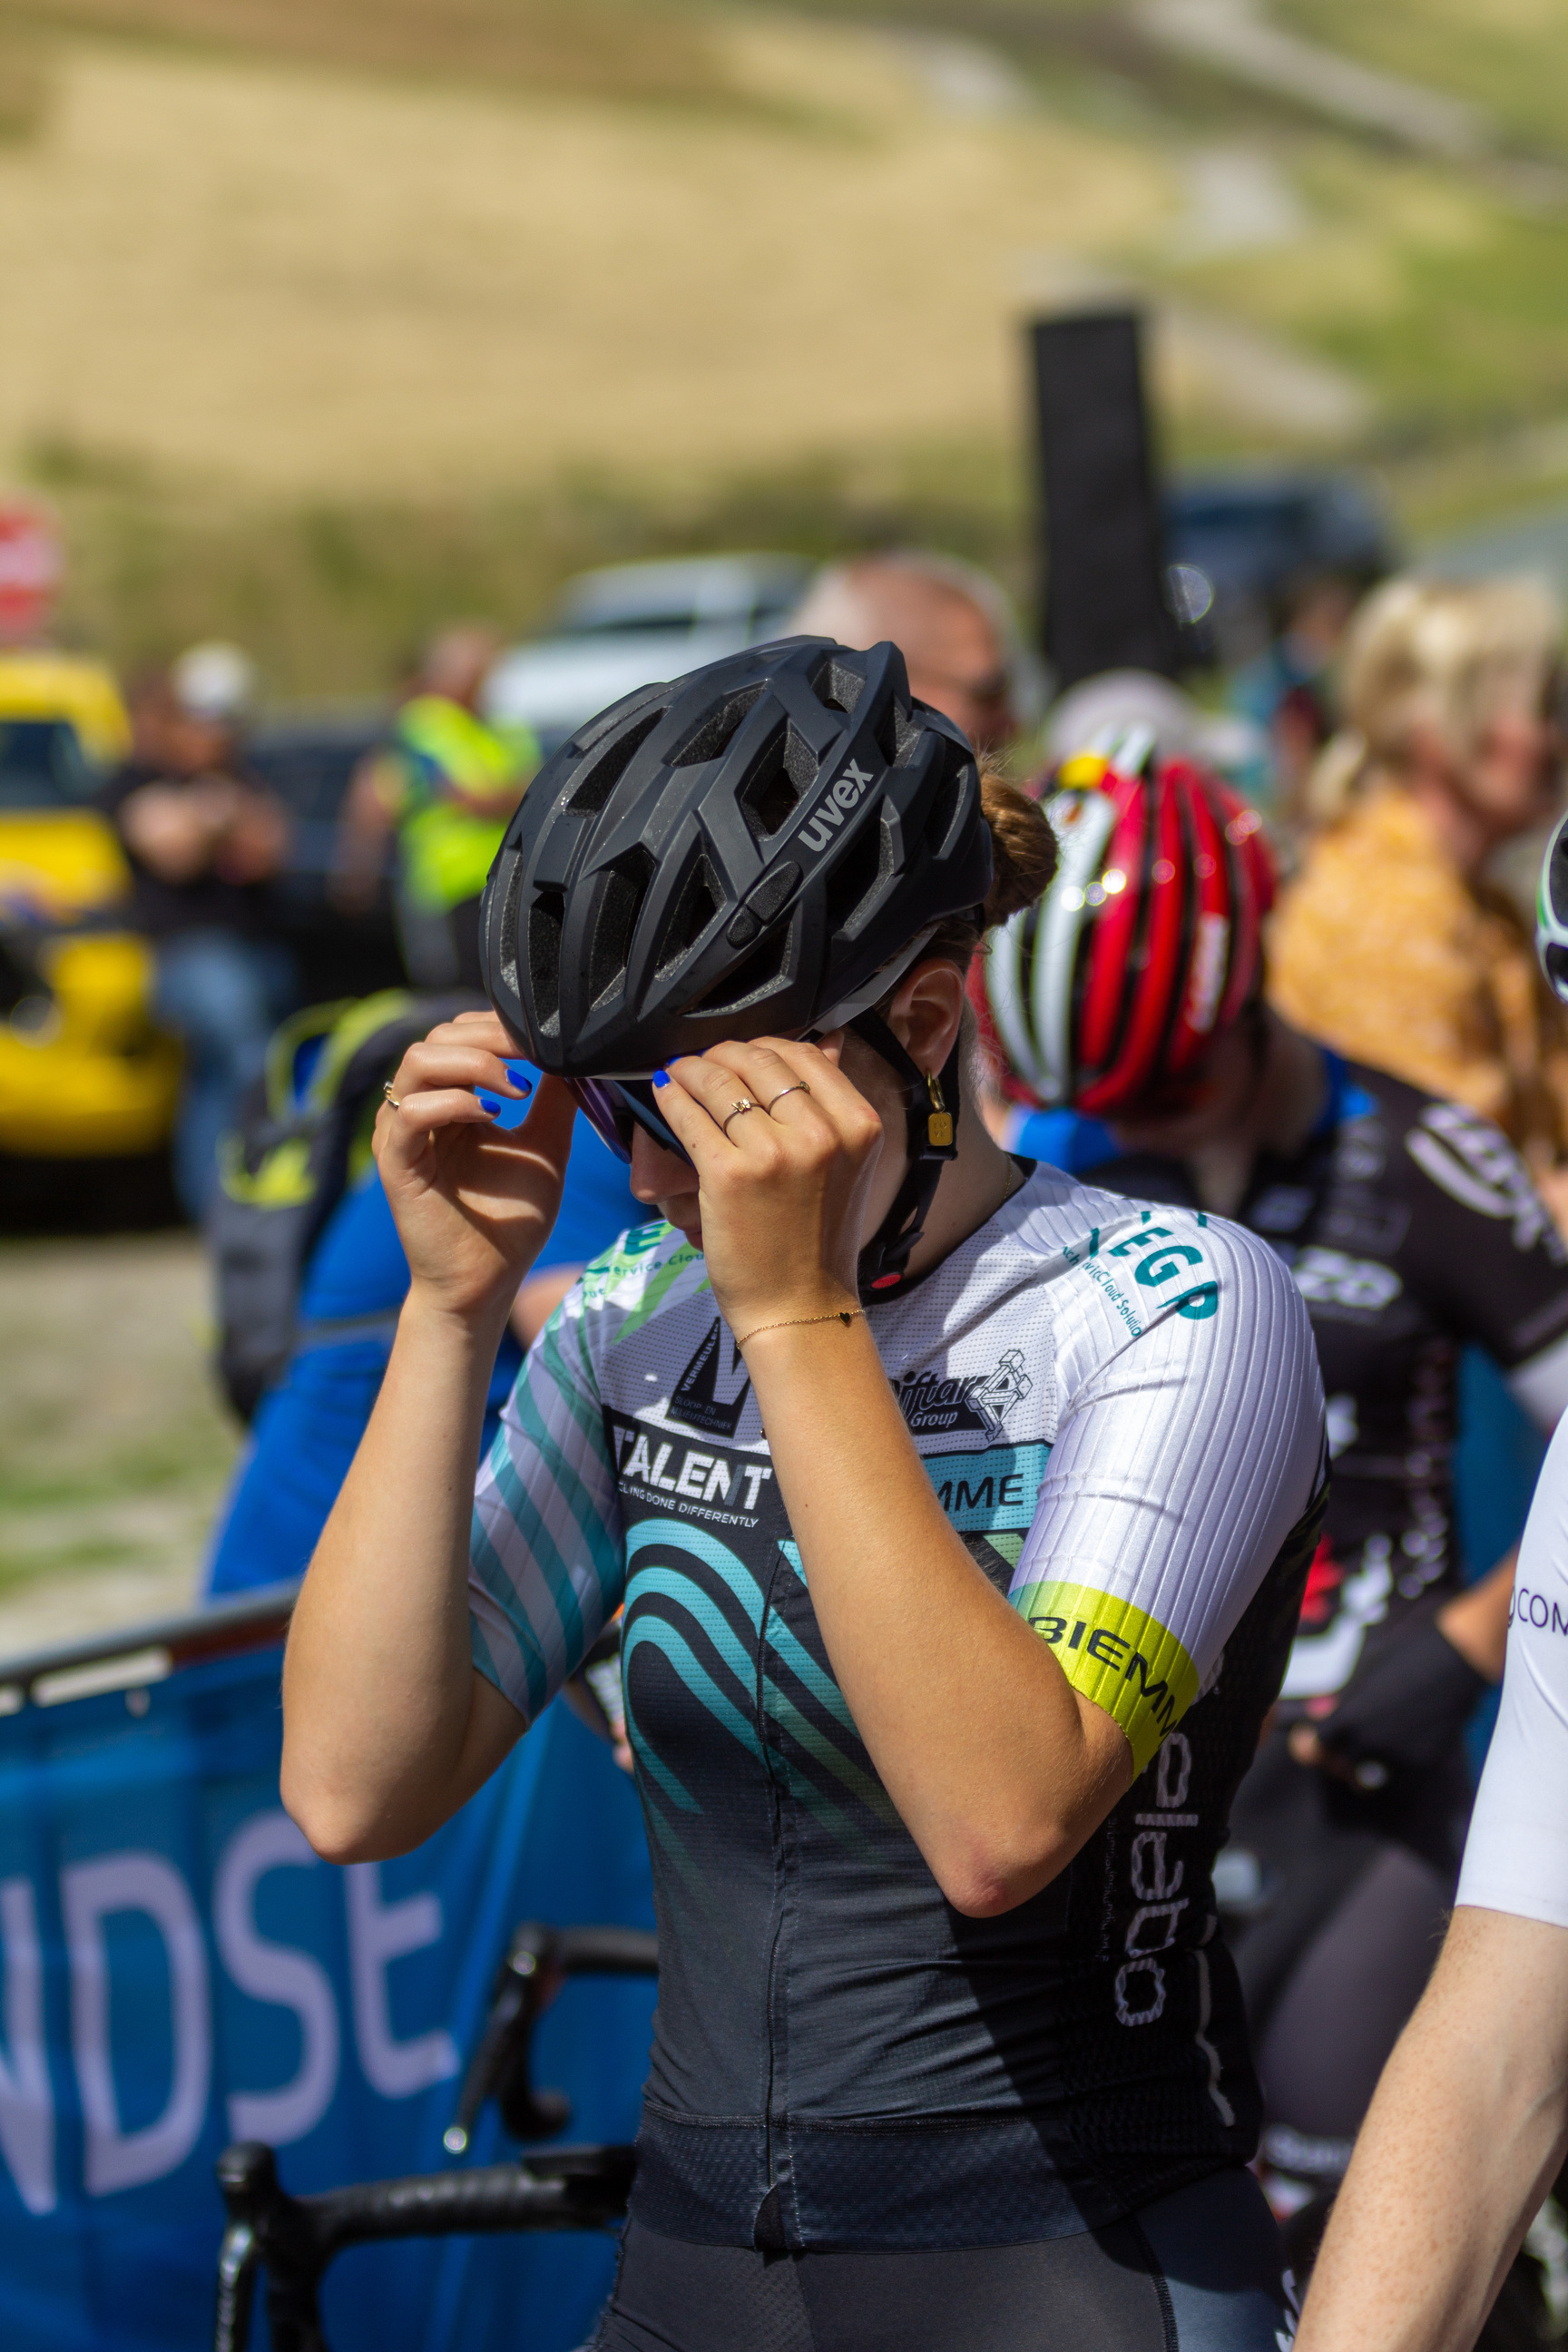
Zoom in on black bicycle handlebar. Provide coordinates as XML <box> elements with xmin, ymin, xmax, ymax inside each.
<box><xmin>211</xmin><ymin>1917</ymin><xmax>656</xmax><ymax>2351</ymax></box>
<box><xmin>214</xmin><ymin>2138</ymin><xmax>637</xmax><ymax>2352</ymax></box>
<box><xmin>445</xmin><ymin>1920</ymin><xmax>659</xmax><ymax>2155</ymax></box>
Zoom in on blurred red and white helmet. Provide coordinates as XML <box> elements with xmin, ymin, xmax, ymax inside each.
<box><xmin>978</xmin><ymin>746</ymin><xmax>1275</xmax><ymax>1119</ymax></box>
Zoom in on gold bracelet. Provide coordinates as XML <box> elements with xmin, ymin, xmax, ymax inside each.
<box><xmin>732</xmin><ymin>1307</ymin><xmax>865</xmax><ymax>1349</ymax></box>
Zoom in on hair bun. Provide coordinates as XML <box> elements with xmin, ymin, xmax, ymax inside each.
<box><xmin>980</xmin><ymin>769</ymin><xmax>1058</xmax><ymax>929</ymax></box>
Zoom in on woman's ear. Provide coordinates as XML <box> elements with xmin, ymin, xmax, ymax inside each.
<box><xmin>885</xmin><ymin>961</ymin><xmax>966</xmax><ymax>1075</ymax></box>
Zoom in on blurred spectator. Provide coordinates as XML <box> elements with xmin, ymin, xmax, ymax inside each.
<box><xmin>100</xmin><ymin>642</ymin><xmax>294</xmax><ymax>1220</ymax></box>
<box><xmin>1269</xmin><ymin>575</ymin><xmax>1568</xmax><ymax>1220</ymax></box>
<box><xmin>333</xmin><ymin>624</ymin><xmax>540</xmax><ymax>988</ymax></box>
<box><xmin>788</xmin><ymin>551</ymin><xmax>1042</xmax><ymax>758</ymax></box>
<box><xmin>1230</xmin><ymin>566</ymin><xmax>1364</xmax><ymax>814</ymax></box>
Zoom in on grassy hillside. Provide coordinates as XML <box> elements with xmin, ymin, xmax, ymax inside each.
<box><xmin>1279</xmin><ymin>0</ymin><xmax>1568</xmax><ymax>157</ymax></box>
<box><xmin>8</xmin><ymin>0</ymin><xmax>728</xmax><ymax>104</ymax></box>
<box><xmin>0</xmin><ymin>0</ymin><xmax>1563</xmax><ymax>688</ymax></box>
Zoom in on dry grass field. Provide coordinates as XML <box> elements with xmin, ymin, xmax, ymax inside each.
<box><xmin>0</xmin><ymin>20</ymin><xmax>1178</xmax><ymax>500</ymax></box>
<box><xmin>0</xmin><ymin>0</ymin><xmax>1560</xmax><ymax>672</ymax></box>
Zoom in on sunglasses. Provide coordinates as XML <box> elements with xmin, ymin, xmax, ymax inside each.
<box><xmin>569</xmin><ymin>1077</ymin><xmax>693</xmax><ymax>1168</ymax></box>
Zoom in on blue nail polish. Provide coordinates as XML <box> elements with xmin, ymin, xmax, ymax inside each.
<box><xmin>475</xmin><ymin>1090</ymin><xmax>501</xmax><ymax>1117</ymax></box>
<box><xmin>504</xmin><ymin>1062</ymin><xmax>534</xmax><ymax>1095</ymax></box>
<box><xmin>652</xmin><ymin>1070</ymin><xmax>671</xmax><ymax>1090</ymax></box>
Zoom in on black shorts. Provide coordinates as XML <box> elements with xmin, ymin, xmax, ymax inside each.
<box><xmin>589</xmin><ymin>2166</ymin><xmax>1294</xmax><ymax>2352</ymax></box>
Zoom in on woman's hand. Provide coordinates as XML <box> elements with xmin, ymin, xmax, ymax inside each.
<box><xmin>375</xmin><ymin>1010</ymin><xmax>577</xmax><ymax>1328</ymax></box>
<box><xmin>653</xmin><ymin>1036</ymin><xmax>885</xmax><ymax>1335</ymax></box>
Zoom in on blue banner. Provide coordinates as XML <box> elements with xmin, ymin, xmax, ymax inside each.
<box><xmin>0</xmin><ymin>1642</ymin><xmax>654</xmax><ymax>2351</ymax></box>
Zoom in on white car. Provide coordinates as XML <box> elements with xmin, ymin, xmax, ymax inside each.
<box><xmin>484</xmin><ymin>555</ymin><xmax>814</xmax><ymax>750</ymax></box>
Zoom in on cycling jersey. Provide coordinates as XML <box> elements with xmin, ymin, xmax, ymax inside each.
<box><xmin>1021</xmin><ymin>1056</ymin><xmax>1568</xmax><ymax>1709</ymax></box>
<box><xmin>469</xmin><ymin>1164</ymin><xmax>1324</xmax><ymax>2250</ymax></box>
<box><xmin>1457</xmin><ymin>1411</ymin><xmax>1568</xmax><ymax>1926</ymax></box>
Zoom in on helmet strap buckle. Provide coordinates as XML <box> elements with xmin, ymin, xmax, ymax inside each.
<box><xmin>848</xmin><ymin>1010</ymin><xmax>964</xmax><ymax>1300</ymax></box>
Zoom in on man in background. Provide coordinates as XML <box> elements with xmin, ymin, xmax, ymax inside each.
<box><xmin>788</xmin><ymin>550</ymin><xmax>1039</xmax><ymax>760</ymax></box>
<box><xmin>333</xmin><ymin>623</ymin><xmax>539</xmax><ymax>988</ymax></box>
<box><xmin>100</xmin><ymin>641</ymin><xmax>294</xmax><ymax>1220</ymax></box>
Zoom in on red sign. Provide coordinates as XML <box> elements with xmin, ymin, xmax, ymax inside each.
<box><xmin>0</xmin><ymin>500</ymin><xmax>64</xmax><ymax>642</ymax></box>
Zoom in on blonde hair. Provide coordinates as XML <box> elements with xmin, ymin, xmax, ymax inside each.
<box><xmin>1302</xmin><ymin>573</ymin><xmax>1562</xmax><ymax>827</ymax></box>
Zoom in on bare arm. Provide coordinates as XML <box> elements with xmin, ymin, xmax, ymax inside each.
<box><xmin>281</xmin><ymin>1294</ymin><xmax>525</xmax><ymax>1859</ymax></box>
<box><xmin>216</xmin><ymin>784</ymin><xmax>292</xmax><ymax>883</ymax></box>
<box><xmin>281</xmin><ymin>1015</ymin><xmax>577</xmax><ymax>1861</ymax></box>
<box><xmin>117</xmin><ymin>780</ymin><xmax>228</xmax><ymax>882</ymax></box>
<box><xmin>329</xmin><ymin>753</ymin><xmax>398</xmax><ymax>914</ymax></box>
<box><xmin>653</xmin><ymin>1035</ymin><xmax>1134</xmax><ymax>1916</ymax></box>
<box><xmin>1438</xmin><ymin>1548</ymin><xmax>1516</xmax><ymax>1681</ymax></box>
<box><xmin>509</xmin><ymin>1263</ymin><xmax>583</xmax><ymax>1352</ymax></box>
<box><xmin>1297</xmin><ymin>1905</ymin><xmax>1568</xmax><ymax>2352</ymax></box>
<box><xmin>118</xmin><ymin>776</ymin><xmax>290</xmax><ymax>885</ymax></box>
<box><xmin>745</xmin><ymin>1313</ymin><xmax>1132</xmax><ymax>1914</ymax></box>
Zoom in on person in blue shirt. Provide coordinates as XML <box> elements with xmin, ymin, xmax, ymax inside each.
<box><xmin>206</xmin><ymin>1073</ymin><xmax>640</xmax><ymax>1594</ymax></box>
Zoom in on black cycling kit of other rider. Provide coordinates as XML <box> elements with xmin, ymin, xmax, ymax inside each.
<box><xmin>1073</xmin><ymin>1051</ymin><xmax>1568</xmax><ymax>2188</ymax></box>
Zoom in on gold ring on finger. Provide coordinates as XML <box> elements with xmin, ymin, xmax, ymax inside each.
<box><xmin>383</xmin><ymin>1083</ymin><xmax>403</xmax><ymax>1112</ymax></box>
<box><xmin>720</xmin><ymin>1098</ymin><xmax>758</xmax><ymax>1138</ymax></box>
<box><xmin>764</xmin><ymin>1083</ymin><xmax>809</xmax><ymax>1114</ymax></box>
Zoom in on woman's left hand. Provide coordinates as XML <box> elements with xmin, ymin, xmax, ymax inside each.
<box><xmin>654</xmin><ymin>1037</ymin><xmax>886</xmax><ymax>1335</ymax></box>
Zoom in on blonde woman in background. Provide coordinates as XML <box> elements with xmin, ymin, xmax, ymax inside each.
<box><xmin>1269</xmin><ymin>575</ymin><xmax>1568</xmax><ymax>1224</ymax></box>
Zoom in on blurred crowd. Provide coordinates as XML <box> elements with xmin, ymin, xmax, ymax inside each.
<box><xmin>85</xmin><ymin>544</ymin><xmax>1568</xmax><ymax>1240</ymax></box>
<box><xmin>11</xmin><ymin>522</ymin><xmax>1568</xmax><ymax>2306</ymax></box>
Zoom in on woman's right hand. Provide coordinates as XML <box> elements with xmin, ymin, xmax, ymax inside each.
<box><xmin>374</xmin><ymin>1010</ymin><xmax>577</xmax><ymax>1328</ymax></box>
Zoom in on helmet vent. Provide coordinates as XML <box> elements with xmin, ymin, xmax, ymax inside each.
<box><xmin>570</xmin><ymin>707</ymin><xmax>664</xmax><ymax>814</ymax></box>
<box><xmin>527</xmin><ymin>887</ymin><xmax>565</xmax><ymax>1034</ymax></box>
<box><xmin>824</xmin><ymin>811</ymin><xmax>893</xmax><ymax>940</ymax></box>
<box><xmin>657</xmin><ymin>853</ymin><xmax>722</xmax><ymax>975</ymax></box>
<box><xmin>739</xmin><ymin>720</ymin><xmax>817</xmax><ymax>844</ymax></box>
<box><xmin>813</xmin><ymin>656</ymin><xmax>865</xmax><ymax>719</ymax></box>
<box><xmin>589</xmin><ymin>847</ymin><xmax>655</xmax><ymax>1005</ymax></box>
<box><xmin>671</xmin><ymin>685</ymin><xmax>763</xmax><ymax>768</ymax></box>
<box><xmin>688</xmin><ymin>919</ymin><xmax>795</xmax><ymax>1018</ymax></box>
<box><xmin>926</xmin><ymin>739</ymin><xmax>971</xmax><ymax>854</ymax></box>
<box><xmin>495</xmin><ymin>850</ymin><xmax>525</xmax><ymax>997</ymax></box>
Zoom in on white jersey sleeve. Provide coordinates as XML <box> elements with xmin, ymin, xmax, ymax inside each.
<box><xmin>1009</xmin><ymin>1208</ymin><xmax>1326</xmax><ymax>1775</ymax></box>
<box><xmin>1457</xmin><ymin>1413</ymin><xmax>1568</xmax><ymax>1926</ymax></box>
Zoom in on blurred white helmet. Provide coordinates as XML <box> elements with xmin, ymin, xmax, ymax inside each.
<box><xmin>1044</xmin><ymin>668</ymin><xmax>1263</xmax><ymax>784</ymax></box>
<box><xmin>171</xmin><ymin>641</ymin><xmax>257</xmax><ymax>723</ymax></box>
<box><xmin>1538</xmin><ymin>808</ymin><xmax>1568</xmax><ymax>1005</ymax></box>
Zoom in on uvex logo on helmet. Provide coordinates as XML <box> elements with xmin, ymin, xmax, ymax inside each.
<box><xmin>797</xmin><ymin>758</ymin><xmax>877</xmax><ymax>856</ymax></box>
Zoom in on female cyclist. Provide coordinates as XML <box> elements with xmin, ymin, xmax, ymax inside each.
<box><xmin>282</xmin><ymin>637</ymin><xmax>1325</xmax><ymax>2351</ymax></box>
<box><xmin>979</xmin><ymin>735</ymin><xmax>1568</xmax><ymax>2228</ymax></box>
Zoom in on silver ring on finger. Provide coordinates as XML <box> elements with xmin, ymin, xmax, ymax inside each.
<box><xmin>764</xmin><ymin>1083</ymin><xmax>810</xmax><ymax>1114</ymax></box>
<box><xmin>720</xmin><ymin>1097</ymin><xmax>758</xmax><ymax>1139</ymax></box>
<box><xmin>383</xmin><ymin>1083</ymin><xmax>403</xmax><ymax>1112</ymax></box>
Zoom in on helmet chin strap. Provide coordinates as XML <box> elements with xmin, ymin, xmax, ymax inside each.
<box><xmin>848</xmin><ymin>1010</ymin><xmax>963</xmax><ymax>1301</ymax></box>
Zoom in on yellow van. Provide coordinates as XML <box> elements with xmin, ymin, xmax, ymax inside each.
<box><xmin>0</xmin><ymin>653</ymin><xmax>181</xmax><ymax>1156</ymax></box>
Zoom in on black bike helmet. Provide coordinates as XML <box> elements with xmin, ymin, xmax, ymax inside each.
<box><xmin>480</xmin><ymin>635</ymin><xmax>988</xmax><ymax>1072</ymax></box>
<box><xmin>479</xmin><ymin>635</ymin><xmax>992</xmax><ymax>1294</ymax></box>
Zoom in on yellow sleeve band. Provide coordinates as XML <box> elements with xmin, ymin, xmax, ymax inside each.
<box><xmin>1012</xmin><ymin>1580</ymin><xmax>1200</xmax><ymax>1775</ymax></box>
